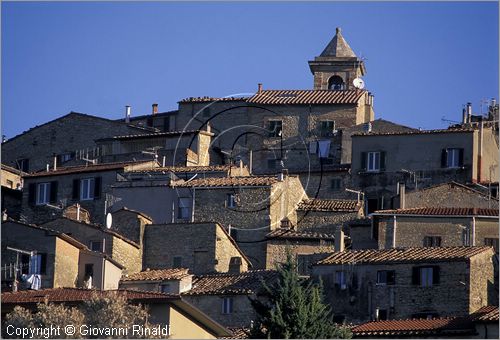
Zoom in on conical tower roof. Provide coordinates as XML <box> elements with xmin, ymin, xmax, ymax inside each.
<box><xmin>320</xmin><ymin>27</ymin><xmax>357</xmax><ymax>58</ymax></box>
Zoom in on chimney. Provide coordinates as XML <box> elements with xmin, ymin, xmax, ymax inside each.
<box><xmin>53</xmin><ymin>154</ymin><xmax>57</xmax><ymax>171</ymax></box>
<box><xmin>257</xmin><ymin>83</ymin><xmax>263</xmax><ymax>94</ymax></box>
<box><xmin>462</xmin><ymin>106</ymin><xmax>467</xmax><ymax>124</ymax></box>
<box><xmin>335</xmin><ymin>228</ymin><xmax>345</xmax><ymax>252</ymax></box>
<box><xmin>466</xmin><ymin>102</ymin><xmax>472</xmax><ymax>123</ymax></box>
<box><xmin>228</xmin><ymin>257</ymin><xmax>243</xmax><ymax>274</ymax></box>
<box><xmin>125</xmin><ymin>105</ymin><xmax>131</xmax><ymax>123</ymax></box>
<box><xmin>399</xmin><ymin>182</ymin><xmax>406</xmax><ymax>209</ymax></box>
<box><xmin>152</xmin><ymin>103</ymin><xmax>158</xmax><ymax>115</ymax></box>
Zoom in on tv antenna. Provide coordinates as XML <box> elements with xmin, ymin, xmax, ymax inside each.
<box><xmin>141</xmin><ymin>146</ymin><xmax>161</xmax><ymax>161</ymax></box>
<box><xmin>353</xmin><ymin>77</ymin><xmax>365</xmax><ymax>90</ymax></box>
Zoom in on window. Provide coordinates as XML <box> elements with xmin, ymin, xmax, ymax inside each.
<box><xmin>268</xmin><ymin>120</ymin><xmax>283</xmax><ymax>137</ymax></box>
<box><xmin>462</xmin><ymin>228</ymin><xmax>470</xmax><ymax>246</ymax></box>
<box><xmin>376</xmin><ymin>309</ymin><xmax>388</xmax><ymax>321</ymax></box>
<box><xmin>441</xmin><ymin>148</ymin><xmax>464</xmax><ymax>168</ymax></box>
<box><xmin>377</xmin><ymin>270</ymin><xmax>395</xmax><ymax>285</ymax></box>
<box><xmin>36</xmin><ymin>183</ymin><xmax>51</xmax><ymax>205</ymax></box>
<box><xmin>160</xmin><ymin>284</ymin><xmax>171</xmax><ymax>293</ymax></box>
<box><xmin>328</xmin><ymin>76</ymin><xmax>345</xmax><ymax>90</ymax></box>
<box><xmin>413</xmin><ymin>266</ymin><xmax>439</xmax><ymax>287</ymax></box>
<box><xmin>85</xmin><ymin>264</ymin><xmax>94</xmax><ymax>278</ymax></box>
<box><xmin>173</xmin><ymin>256</ymin><xmax>183</xmax><ymax>268</ymax></box>
<box><xmin>29</xmin><ymin>254</ymin><xmax>47</xmax><ymax>275</ymax></box>
<box><xmin>226</xmin><ymin>193</ymin><xmax>236</xmax><ymax>208</ymax></box>
<box><xmin>89</xmin><ymin>241</ymin><xmax>103</xmax><ymax>252</ymax></box>
<box><xmin>297</xmin><ymin>255</ymin><xmax>310</xmax><ymax>276</ymax></box>
<box><xmin>80</xmin><ymin>178</ymin><xmax>96</xmax><ymax>200</ymax></box>
<box><xmin>490</xmin><ymin>187</ymin><xmax>498</xmax><ymax>199</ymax></box>
<box><xmin>335</xmin><ymin>271</ymin><xmax>346</xmax><ymax>289</ymax></box>
<box><xmin>485</xmin><ymin>238</ymin><xmax>499</xmax><ymax>253</ymax></box>
<box><xmin>177</xmin><ymin>198</ymin><xmax>191</xmax><ymax>220</ymax></box>
<box><xmin>331</xmin><ymin>178</ymin><xmax>342</xmax><ymax>191</ymax></box>
<box><xmin>222</xmin><ymin>297</ymin><xmax>233</xmax><ymax>314</ymax></box>
<box><xmin>17</xmin><ymin>158</ymin><xmax>29</xmax><ymax>172</ymax></box>
<box><xmin>361</xmin><ymin>152</ymin><xmax>386</xmax><ymax>172</ymax></box>
<box><xmin>320</xmin><ymin>120</ymin><xmax>336</xmax><ymax>137</ymax></box>
<box><xmin>423</xmin><ymin>236</ymin><xmax>442</xmax><ymax>247</ymax></box>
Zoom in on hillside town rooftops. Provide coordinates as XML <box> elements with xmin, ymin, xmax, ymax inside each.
<box><xmin>316</xmin><ymin>246</ymin><xmax>494</xmax><ymax>266</ymax></box>
<box><xmin>266</xmin><ymin>228</ymin><xmax>336</xmax><ymax>241</ymax></box>
<box><xmin>373</xmin><ymin>207</ymin><xmax>499</xmax><ymax>217</ymax></box>
<box><xmin>173</xmin><ymin>176</ymin><xmax>281</xmax><ymax>188</ymax></box>
<box><xmin>126</xmin><ymin>164</ymin><xmax>237</xmax><ymax>174</ymax></box>
<box><xmin>98</xmin><ymin>129</ymin><xmax>213</xmax><ymax>141</ymax></box>
<box><xmin>297</xmin><ymin>198</ymin><xmax>361</xmax><ymax>212</ymax></box>
<box><xmin>121</xmin><ymin>268</ymin><xmax>191</xmax><ymax>282</ymax></box>
<box><xmin>183</xmin><ymin>270</ymin><xmax>278</xmax><ymax>296</ymax></box>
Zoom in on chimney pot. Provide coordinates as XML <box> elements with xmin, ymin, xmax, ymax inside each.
<box><xmin>152</xmin><ymin>103</ymin><xmax>158</xmax><ymax>115</ymax></box>
<box><xmin>399</xmin><ymin>182</ymin><xmax>406</xmax><ymax>209</ymax></box>
<box><xmin>466</xmin><ymin>102</ymin><xmax>472</xmax><ymax>123</ymax></box>
<box><xmin>257</xmin><ymin>83</ymin><xmax>263</xmax><ymax>94</ymax></box>
<box><xmin>125</xmin><ymin>105</ymin><xmax>131</xmax><ymax>123</ymax></box>
<box><xmin>335</xmin><ymin>228</ymin><xmax>345</xmax><ymax>252</ymax></box>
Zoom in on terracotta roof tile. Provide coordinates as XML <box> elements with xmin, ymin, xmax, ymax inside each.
<box><xmin>107</xmin><ymin>130</ymin><xmax>209</xmax><ymax>141</ymax></box>
<box><xmin>352</xmin><ymin>127</ymin><xmax>475</xmax><ymax>137</ymax></box>
<box><xmin>121</xmin><ymin>268</ymin><xmax>191</xmax><ymax>282</ymax></box>
<box><xmin>316</xmin><ymin>246</ymin><xmax>493</xmax><ymax>265</ymax></box>
<box><xmin>470</xmin><ymin>306</ymin><xmax>499</xmax><ymax>322</ymax></box>
<box><xmin>248</xmin><ymin>89</ymin><xmax>366</xmax><ymax>105</ymax></box>
<box><xmin>173</xmin><ymin>176</ymin><xmax>280</xmax><ymax>188</ymax></box>
<box><xmin>26</xmin><ymin>160</ymin><xmax>155</xmax><ymax>178</ymax></box>
<box><xmin>183</xmin><ymin>270</ymin><xmax>278</xmax><ymax>295</ymax></box>
<box><xmin>351</xmin><ymin>317</ymin><xmax>475</xmax><ymax>337</ymax></box>
<box><xmin>1</xmin><ymin>288</ymin><xmax>178</xmax><ymax>305</ymax></box>
<box><xmin>373</xmin><ymin>207</ymin><xmax>499</xmax><ymax>217</ymax></box>
<box><xmin>266</xmin><ymin>228</ymin><xmax>335</xmax><ymax>241</ymax></box>
<box><xmin>224</xmin><ymin>327</ymin><xmax>250</xmax><ymax>339</ymax></box>
<box><xmin>127</xmin><ymin>165</ymin><xmax>235</xmax><ymax>173</ymax></box>
<box><xmin>178</xmin><ymin>96</ymin><xmax>248</xmax><ymax>103</ymax></box>
<box><xmin>297</xmin><ymin>199</ymin><xmax>361</xmax><ymax>212</ymax></box>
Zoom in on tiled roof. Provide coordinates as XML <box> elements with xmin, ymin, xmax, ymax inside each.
<box><xmin>470</xmin><ymin>306</ymin><xmax>499</xmax><ymax>322</ymax></box>
<box><xmin>127</xmin><ymin>165</ymin><xmax>234</xmax><ymax>173</ymax></box>
<box><xmin>351</xmin><ymin>317</ymin><xmax>475</xmax><ymax>337</ymax></box>
<box><xmin>173</xmin><ymin>176</ymin><xmax>280</xmax><ymax>188</ymax></box>
<box><xmin>247</xmin><ymin>90</ymin><xmax>366</xmax><ymax>105</ymax></box>
<box><xmin>319</xmin><ymin>27</ymin><xmax>357</xmax><ymax>58</ymax></box>
<box><xmin>266</xmin><ymin>228</ymin><xmax>335</xmax><ymax>241</ymax></box>
<box><xmin>26</xmin><ymin>160</ymin><xmax>155</xmax><ymax>178</ymax></box>
<box><xmin>297</xmin><ymin>199</ymin><xmax>361</xmax><ymax>212</ymax></box>
<box><xmin>373</xmin><ymin>207</ymin><xmax>499</xmax><ymax>217</ymax></box>
<box><xmin>178</xmin><ymin>96</ymin><xmax>249</xmax><ymax>103</ymax></box>
<box><xmin>408</xmin><ymin>181</ymin><xmax>498</xmax><ymax>200</ymax></box>
<box><xmin>352</xmin><ymin>127</ymin><xmax>475</xmax><ymax>137</ymax></box>
<box><xmin>121</xmin><ymin>268</ymin><xmax>191</xmax><ymax>282</ymax></box>
<box><xmin>103</xmin><ymin>130</ymin><xmax>210</xmax><ymax>141</ymax></box>
<box><xmin>316</xmin><ymin>246</ymin><xmax>493</xmax><ymax>266</ymax></box>
<box><xmin>183</xmin><ymin>270</ymin><xmax>278</xmax><ymax>295</ymax></box>
<box><xmin>1</xmin><ymin>288</ymin><xmax>178</xmax><ymax>305</ymax></box>
<box><xmin>225</xmin><ymin>327</ymin><xmax>250</xmax><ymax>339</ymax></box>
<box><xmin>1</xmin><ymin>164</ymin><xmax>28</xmax><ymax>176</ymax></box>
<box><xmin>113</xmin><ymin>207</ymin><xmax>153</xmax><ymax>221</ymax></box>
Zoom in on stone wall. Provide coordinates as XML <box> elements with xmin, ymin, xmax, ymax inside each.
<box><xmin>54</xmin><ymin>237</ymin><xmax>80</xmax><ymax>288</ymax></box>
<box><xmin>214</xmin><ymin>227</ymin><xmax>249</xmax><ymax>273</ymax></box>
<box><xmin>182</xmin><ymin>294</ymin><xmax>255</xmax><ymax>328</ymax></box>
<box><xmin>111</xmin><ymin>236</ymin><xmax>142</xmax><ymax>275</ymax></box>
<box><xmin>296</xmin><ymin>171</ymin><xmax>354</xmax><ymax>200</ymax></box>
<box><xmin>265</xmin><ymin>239</ymin><xmax>333</xmax><ymax>270</ymax></box>
<box><xmin>469</xmin><ymin>250</ymin><xmax>496</xmax><ymax>311</ymax></box>
<box><xmin>297</xmin><ymin>211</ymin><xmax>361</xmax><ymax>234</ymax></box>
<box><xmin>350</xmin><ymin>224</ymin><xmax>378</xmax><ymax>250</ymax></box>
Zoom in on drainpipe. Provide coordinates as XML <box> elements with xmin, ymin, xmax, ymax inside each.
<box><xmin>101</xmin><ymin>257</ymin><xmax>106</xmax><ymax>290</ymax></box>
<box><xmin>472</xmin><ymin>216</ymin><xmax>476</xmax><ymax>246</ymax></box>
<box><xmin>191</xmin><ymin>189</ymin><xmax>196</xmax><ymax>222</ymax></box>
<box><xmin>478</xmin><ymin>122</ymin><xmax>483</xmax><ymax>183</ymax></box>
<box><xmin>392</xmin><ymin>215</ymin><xmax>397</xmax><ymax>248</ymax></box>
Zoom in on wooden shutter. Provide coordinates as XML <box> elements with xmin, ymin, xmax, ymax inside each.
<box><xmin>94</xmin><ymin>177</ymin><xmax>102</xmax><ymax>199</ymax></box>
<box><xmin>72</xmin><ymin>179</ymin><xmax>80</xmax><ymax>199</ymax></box>
<box><xmin>40</xmin><ymin>253</ymin><xmax>47</xmax><ymax>275</ymax></box>
<box><xmin>433</xmin><ymin>266</ymin><xmax>440</xmax><ymax>284</ymax></box>
<box><xmin>380</xmin><ymin>151</ymin><xmax>386</xmax><ymax>171</ymax></box>
<box><xmin>360</xmin><ymin>152</ymin><xmax>367</xmax><ymax>171</ymax></box>
<box><xmin>441</xmin><ymin>149</ymin><xmax>448</xmax><ymax>168</ymax></box>
<box><xmin>28</xmin><ymin>183</ymin><xmax>36</xmax><ymax>205</ymax></box>
<box><xmin>458</xmin><ymin>148</ymin><xmax>464</xmax><ymax>166</ymax></box>
<box><xmin>412</xmin><ymin>267</ymin><xmax>420</xmax><ymax>285</ymax></box>
<box><xmin>49</xmin><ymin>181</ymin><xmax>58</xmax><ymax>203</ymax></box>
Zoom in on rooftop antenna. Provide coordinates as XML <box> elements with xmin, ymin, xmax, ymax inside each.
<box><xmin>141</xmin><ymin>146</ymin><xmax>161</xmax><ymax>162</ymax></box>
<box><xmin>353</xmin><ymin>77</ymin><xmax>365</xmax><ymax>90</ymax></box>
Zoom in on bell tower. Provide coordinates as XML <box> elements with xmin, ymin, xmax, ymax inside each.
<box><xmin>308</xmin><ymin>27</ymin><xmax>366</xmax><ymax>90</ymax></box>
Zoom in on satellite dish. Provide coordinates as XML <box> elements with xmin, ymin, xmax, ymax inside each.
<box><xmin>353</xmin><ymin>78</ymin><xmax>365</xmax><ymax>89</ymax></box>
<box><xmin>106</xmin><ymin>213</ymin><xmax>113</xmax><ymax>229</ymax></box>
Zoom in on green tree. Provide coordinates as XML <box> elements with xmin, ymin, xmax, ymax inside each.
<box><xmin>249</xmin><ymin>252</ymin><xmax>352</xmax><ymax>339</ymax></box>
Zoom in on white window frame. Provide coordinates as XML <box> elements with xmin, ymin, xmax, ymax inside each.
<box><xmin>367</xmin><ymin>152</ymin><xmax>381</xmax><ymax>172</ymax></box>
<box><xmin>221</xmin><ymin>297</ymin><xmax>233</xmax><ymax>314</ymax></box>
<box><xmin>226</xmin><ymin>194</ymin><xmax>236</xmax><ymax>208</ymax></box>
<box><xmin>268</xmin><ymin>120</ymin><xmax>283</xmax><ymax>138</ymax></box>
<box><xmin>89</xmin><ymin>240</ymin><xmax>103</xmax><ymax>252</ymax></box>
<box><xmin>420</xmin><ymin>267</ymin><xmax>433</xmax><ymax>287</ymax></box>
<box><xmin>320</xmin><ymin>120</ymin><xmax>336</xmax><ymax>137</ymax></box>
<box><xmin>446</xmin><ymin>148</ymin><xmax>461</xmax><ymax>168</ymax></box>
<box><xmin>36</xmin><ymin>182</ymin><xmax>51</xmax><ymax>205</ymax></box>
<box><xmin>80</xmin><ymin>178</ymin><xmax>95</xmax><ymax>201</ymax></box>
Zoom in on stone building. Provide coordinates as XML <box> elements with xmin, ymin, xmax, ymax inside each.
<box><xmin>1</xmin><ymin>220</ymin><xmax>123</xmax><ymax>291</ymax></box>
<box><xmin>173</xmin><ymin>175</ymin><xmax>307</xmax><ymax>268</ymax></box>
<box><xmin>182</xmin><ymin>270</ymin><xmax>278</xmax><ymax>328</ymax></box>
<box><xmin>351</xmin><ymin>126</ymin><xmax>499</xmax><ymax>213</ymax></box>
<box><xmin>312</xmin><ymin>246</ymin><xmax>497</xmax><ymax>323</ymax></box>
<box><xmin>41</xmin><ymin>217</ymin><xmax>142</xmax><ymax>275</ymax></box>
<box><xmin>21</xmin><ymin>160</ymin><xmax>157</xmax><ymax>225</ymax></box>
<box><xmin>1</xmin><ymin>112</ymin><xmax>152</xmax><ymax>173</ymax></box>
<box><xmin>1</xmin><ymin>288</ymin><xmax>232</xmax><ymax>339</ymax></box>
<box><xmin>120</xmin><ymin>268</ymin><xmax>194</xmax><ymax>294</ymax></box>
<box><xmin>142</xmin><ymin>222</ymin><xmax>251</xmax><ymax>275</ymax></box>
<box><xmin>1</xmin><ymin>164</ymin><xmax>25</xmax><ymax>220</ymax></box>
<box><xmin>372</xmin><ymin>207</ymin><xmax>499</xmax><ymax>252</ymax></box>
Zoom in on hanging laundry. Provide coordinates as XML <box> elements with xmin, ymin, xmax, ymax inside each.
<box><xmin>317</xmin><ymin>140</ymin><xmax>331</xmax><ymax>158</ymax></box>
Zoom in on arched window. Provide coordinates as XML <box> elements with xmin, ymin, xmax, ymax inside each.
<box><xmin>328</xmin><ymin>76</ymin><xmax>345</xmax><ymax>90</ymax></box>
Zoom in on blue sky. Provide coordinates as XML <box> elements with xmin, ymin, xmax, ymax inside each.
<box><xmin>2</xmin><ymin>2</ymin><xmax>498</xmax><ymax>138</ymax></box>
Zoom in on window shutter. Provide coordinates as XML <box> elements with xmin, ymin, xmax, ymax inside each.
<box><xmin>458</xmin><ymin>148</ymin><xmax>464</xmax><ymax>167</ymax></box>
<box><xmin>28</xmin><ymin>183</ymin><xmax>36</xmax><ymax>205</ymax></box>
<box><xmin>73</xmin><ymin>179</ymin><xmax>80</xmax><ymax>199</ymax></box>
<box><xmin>441</xmin><ymin>149</ymin><xmax>447</xmax><ymax>168</ymax></box>
<box><xmin>40</xmin><ymin>253</ymin><xmax>47</xmax><ymax>275</ymax></box>
<box><xmin>412</xmin><ymin>267</ymin><xmax>420</xmax><ymax>285</ymax></box>
<box><xmin>360</xmin><ymin>152</ymin><xmax>367</xmax><ymax>171</ymax></box>
<box><xmin>380</xmin><ymin>151</ymin><xmax>386</xmax><ymax>171</ymax></box>
<box><xmin>94</xmin><ymin>177</ymin><xmax>102</xmax><ymax>199</ymax></box>
<box><xmin>433</xmin><ymin>266</ymin><xmax>440</xmax><ymax>284</ymax></box>
<box><xmin>49</xmin><ymin>181</ymin><xmax>58</xmax><ymax>203</ymax></box>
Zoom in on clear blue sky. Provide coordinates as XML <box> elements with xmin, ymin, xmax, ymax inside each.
<box><xmin>2</xmin><ymin>2</ymin><xmax>498</xmax><ymax>138</ymax></box>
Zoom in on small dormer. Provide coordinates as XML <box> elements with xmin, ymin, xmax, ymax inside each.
<box><xmin>308</xmin><ymin>27</ymin><xmax>366</xmax><ymax>90</ymax></box>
